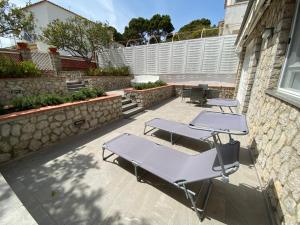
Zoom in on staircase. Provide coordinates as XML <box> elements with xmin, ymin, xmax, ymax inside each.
<box><xmin>122</xmin><ymin>97</ymin><xmax>144</xmax><ymax>118</ymax></box>
<box><xmin>66</xmin><ymin>80</ymin><xmax>86</xmax><ymax>92</ymax></box>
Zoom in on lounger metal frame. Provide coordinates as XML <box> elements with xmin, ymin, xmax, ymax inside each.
<box><xmin>143</xmin><ymin>119</ymin><xmax>213</xmax><ymax>147</ymax></box>
<box><xmin>206</xmin><ymin>99</ymin><xmax>239</xmax><ymax>113</ymax></box>
<box><xmin>102</xmin><ymin>133</ymin><xmax>239</xmax><ymax>221</ymax></box>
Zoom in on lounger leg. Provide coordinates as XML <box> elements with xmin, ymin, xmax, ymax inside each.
<box><xmin>229</xmin><ymin>107</ymin><xmax>233</xmax><ymax>113</ymax></box>
<box><xmin>170</xmin><ymin>133</ymin><xmax>173</xmax><ymax>144</ymax></box>
<box><xmin>144</xmin><ymin>126</ymin><xmax>156</xmax><ymax>135</ymax></box>
<box><xmin>102</xmin><ymin>147</ymin><xmax>115</xmax><ymax>161</ymax></box>
<box><xmin>219</xmin><ymin>106</ymin><xmax>224</xmax><ymax>112</ymax></box>
<box><xmin>132</xmin><ymin>163</ymin><xmax>140</xmax><ymax>182</ymax></box>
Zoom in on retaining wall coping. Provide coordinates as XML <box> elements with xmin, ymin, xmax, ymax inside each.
<box><xmin>170</xmin><ymin>83</ymin><xmax>235</xmax><ymax>88</ymax></box>
<box><xmin>0</xmin><ymin>76</ymin><xmax>66</xmax><ymax>80</ymax></box>
<box><xmin>124</xmin><ymin>84</ymin><xmax>173</xmax><ymax>93</ymax></box>
<box><xmin>0</xmin><ymin>94</ymin><xmax>121</xmax><ymax>122</ymax></box>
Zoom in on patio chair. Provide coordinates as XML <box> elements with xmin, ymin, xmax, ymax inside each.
<box><xmin>205</xmin><ymin>89</ymin><xmax>220</xmax><ymax>99</ymax></box>
<box><xmin>190</xmin><ymin>87</ymin><xmax>206</xmax><ymax>105</ymax></box>
<box><xmin>144</xmin><ymin>118</ymin><xmax>212</xmax><ymax>146</ymax></box>
<box><xmin>197</xmin><ymin>84</ymin><xmax>209</xmax><ymax>90</ymax></box>
<box><xmin>181</xmin><ymin>86</ymin><xmax>192</xmax><ymax>101</ymax></box>
<box><xmin>102</xmin><ymin>133</ymin><xmax>240</xmax><ymax>221</ymax></box>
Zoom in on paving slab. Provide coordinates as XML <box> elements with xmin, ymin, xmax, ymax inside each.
<box><xmin>0</xmin><ymin>97</ymin><xmax>271</xmax><ymax>225</ymax></box>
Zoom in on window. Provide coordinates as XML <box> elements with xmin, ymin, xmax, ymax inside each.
<box><xmin>279</xmin><ymin>1</ymin><xmax>300</xmax><ymax>98</ymax></box>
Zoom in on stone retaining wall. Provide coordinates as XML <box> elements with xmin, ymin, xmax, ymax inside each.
<box><xmin>0</xmin><ymin>77</ymin><xmax>67</xmax><ymax>104</ymax></box>
<box><xmin>85</xmin><ymin>76</ymin><xmax>132</xmax><ymax>91</ymax></box>
<box><xmin>0</xmin><ymin>94</ymin><xmax>122</xmax><ymax>163</ymax></box>
<box><xmin>174</xmin><ymin>84</ymin><xmax>235</xmax><ymax>99</ymax></box>
<box><xmin>124</xmin><ymin>85</ymin><xmax>175</xmax><ymax>108</ymax></box>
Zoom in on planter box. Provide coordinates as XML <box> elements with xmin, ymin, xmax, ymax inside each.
<box><xmin>124</xmin><ymin>85</ymin><xmax>175</xmax><ymax>108</ymax></box>
<box><xmin>0</xmin><ymin>94</ymin><xmax>122</xmax><ymax>163</ymax></box>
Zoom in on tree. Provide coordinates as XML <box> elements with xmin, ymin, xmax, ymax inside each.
<box><xmin>42</xmin><ymin>16</ymin><xmax>111</xmax><ymax>62</ymax></box>
<box><xmin>148</xmin><ymin>14</ymin><xmax>174</xmax><ymax>42</ymax></box>
<box><xmin>123</xmin><ymin>17</ymin><xmax>149</xmax><ymax>45</ymax></box>
<box><xmin>122</xmin><ymin>14</ymin><xmax>174</xmax><ymax>45</ymax></box>
<box><xmin>108</xmin><ymin>26</ymin><xmax>124</xmax><ymax>43</ymax></box>
<box><xmin>0</xmin><ymin>0</ymin><xmax>34</xmax><ymax>38</ymax></box>
<box><xmin>178</xmin><ymin>18</ymin><xmax>218</xmax><ymax>40</ymax></box>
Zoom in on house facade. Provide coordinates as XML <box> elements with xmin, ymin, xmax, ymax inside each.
<box><xmin>235</xmin><ymin>0</ymin><xmax>300</xmax><ymax>224</ymax></box>
<box><xmin>222</xmin><ymin>0</ymin><xmax>249</xmax><ymax>35</ymax></box>
<box><xmin>23</xmin><ymin>0</ymin><xmax>86</xmax><ymax>52</ymax></box>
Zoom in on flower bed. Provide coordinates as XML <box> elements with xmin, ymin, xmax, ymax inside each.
<box><xmin>86</xmin><ymin>66</ymin><xmax>131</xmax><ymax>76</ymax></box>
<box><xmin>124</xmin><ymin>84</ymin><xmax>175</xmax><ymax>108</ymax></box>
<box><xmin>1</xmin><ymin>87</ymin><xmax>105</xmax><ymax>115</ymax></box>
<box><xmin>0</xmin><ymin>94</ymin><xmax>122</xmax><ymax>163</ymax></box>
<box><xmin>132</xmin><ymin>80</ymin><xmax>167</xmax><ymax>90</ymax></box>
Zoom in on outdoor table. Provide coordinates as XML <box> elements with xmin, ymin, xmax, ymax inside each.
<box><xmin>189</xmin><ymin>111</ymin><xmax>248</xmax><ymax>137</ymax></box>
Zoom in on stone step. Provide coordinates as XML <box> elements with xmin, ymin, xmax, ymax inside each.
<box><xmin>122</xmin><ymin>102</ymin><xmax>137</xmax><ymax>112</ymax></box>
<box><xmin>122</xmin><ymin>98</ymin><xmax>132</xmax><ymax>105</ymax></box>
<box><xmin>67</xmin><ymin>83</ymin><xmax>85</xmax><ymax>88</ymax></box>
<box><xmin>123</xmin><ymin>106</ymin><xmax>144</xmax><ymax>118</ymax></box>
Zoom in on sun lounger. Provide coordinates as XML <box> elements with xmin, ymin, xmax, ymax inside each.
<box><xmin>102</xmin><ymin>133</ymin><xmax>240</xmax><ymax>221</ymax></box>
<box><xmin>206</xmin><ymin>98</ymin><xmax>239</xmax><ymax>113</ymax></box>
<box><xmin>144</xmin><ymin>118</ymin><xmax>212</xmax><ymax>145</ymax></box>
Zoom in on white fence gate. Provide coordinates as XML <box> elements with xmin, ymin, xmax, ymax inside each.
<box><xmin>97</xmin><ymin>35</ymin><xmax>239</xmax><ymax>84</ymax></box>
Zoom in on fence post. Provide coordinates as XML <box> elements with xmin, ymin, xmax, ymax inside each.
<box><xmin>17</xmin><ymin>42</ymin><xmax>32</xmax><ymax>61</ymax></box>
<box><xmin>49</xmin><ymin>49</ymin><xmax>62</xmax><ymax>76</ymax></box>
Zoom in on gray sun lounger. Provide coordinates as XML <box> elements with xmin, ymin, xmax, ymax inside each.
<box><xmin>144</xmin><ymin>118</ymin><xmax>212</xmax><ymax>145</ymax></box>
<box><xmin>206</xmin><ymin>98</ymin><xmax>239</xmax><ymax>113</ymax></box>
<box><xmin>102</xmin><ymin>133</ymin><xmax>240</xmax><ymax>221</ymax></box>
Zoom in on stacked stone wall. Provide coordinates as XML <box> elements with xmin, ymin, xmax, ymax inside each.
<box><xmin>236</xmin><ymin>0</ymin><xmax>300</xmax><ymax>224</ymax></box>
<box><xmin>0</xmin><ymin>95</ymin><xmax>122</xmax><ymax>163</ymax></box>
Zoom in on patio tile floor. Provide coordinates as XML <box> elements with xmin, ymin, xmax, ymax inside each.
<box><xmin>0</xmin><ymin>97</ymin><xmax>271</xmax><ymax>225</ymax></box>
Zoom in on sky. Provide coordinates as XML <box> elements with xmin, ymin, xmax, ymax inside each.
<box><xmin>11</xmin><ymin>0</ymin><xmax>225</xmax><ymax>33</ymax></box>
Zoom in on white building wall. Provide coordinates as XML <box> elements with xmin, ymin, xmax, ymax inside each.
<box><xmin>25</xmin><ymin>2</ymin><xmax>76</xmax><ymax>52</ymax></box>
<box><xmin>223</xmin><ymin>1</ymin><xmax>248</xmax><ymax>35</ymax></box>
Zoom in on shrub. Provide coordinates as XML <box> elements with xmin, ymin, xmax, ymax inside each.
<box><xmin>86</xmin><ymin>66</ymin><xmax>131</xmax><ymax>76</ymax></box>
<box><xmin>8</xmin><ymin>87</ymin><xmax>105</xmax><ymax>113</ymax></box>
<box><xmin>132</xmin><ymin>80</ymin><xmax>167</xmax><ymax>90</ymax></box>
<box><xmin>0</xmin><ymin>56</ymin><xmax>42</xmax><ymax>78</ymax></box>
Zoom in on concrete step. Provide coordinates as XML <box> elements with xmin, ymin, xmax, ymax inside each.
<box><xmin>123</xmin><ymin>106</ymin><xmax>144</xmax><ymax>118</ymax></box>
<box><xmin>122</xmin><ymin>98</ymin><xmax>132</xmax><ymax>105</ymax></box>
<box><xmin>122</xmin><ymin>102</ymin><xmax>137</xmax><ymax>112</ymax></box>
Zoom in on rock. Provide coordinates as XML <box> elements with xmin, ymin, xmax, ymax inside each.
<box><xmin>289</xmin><ymin>108</ymin><xmax>298</xmax><ymax>121</ymax></box>
<box><xmin>36</xmin><ymin>120</ymin><xmax>49</xmax><ymax>130</ymax></box>
<box><xmin>283</xmin><ymin>197</ymin><xmax>296</xmax><ymax>215</ymax></box>
<box><xmin>54</xmin><ymin>113</ymin><xmax>66</xmax><ymax>122</ymax></box>
<box><xmin>1</xmin><ymin>124</ymin><xmax>11</xmax><ymax>137</ymax></box>
<box><xmin>37</xmin><ymin>114</ymin><xmax>47</xmax><ymax>121</ymax></box>
<box><xmin>0</xmin><ymin>141</ymin><xmax>11</xmax><ymax>153</ymax></box>
<box><xmin>29</xmin><ymin>140</ymin><xmax>42</xmax><ymax>151</ymax></box>
<box><xmin>292</xmin><ymin>134</ymin><xmax>300</xmax><ymax>155</ymax></box>
<box><xmin>0</xmin><ymin>153</ymin><xmax>11</xmax><ymax>162</ymax></box>
<box><xmin>22</xmin><ymin>123</ymin><xmax>35</xmax><ymax>133</ymax></box>
<box><xmin>53</xmin><ymin>127</ymin><xmax>62</xmax><ymax>135</ymax></box>
<box><xmin>20</xmin><ymin>133</ymin><xmax>32</xmax><ymax>141</ymax></box>
<box><xmin>66</xmin><ymin>111</ymin><xmax>75</xmax><ymax>119</ymax></box>
<box><xmin>50</xmin><ymin>122</ymin><xmax>61</xmax><ymax>129</ymax></box>
<box><xmin>41</xmin><ymin>135</ymin><xmax>49</xmax><ymax>144</ymax></box>
<box><xmin>89</xmin><ymin>119</ymin><xmax>98</xmax><ymax>127</ymax></box>
<box><xmin>9</xmin><ymin>137</ymin><xmax>19</xmax><ymax>146</ymax></box>
<box><xmin>33</xmin><ymin>130</ymin><xmax>42</xmax><ymax>140</ymax></box>
<box><xmin>279</xmin><ymin>146</ymin><xmax>292</xmax><ymax>162</ymax></box>
<box><xmin>297</xmin><ymin>204</ymin><xmax>300</xmax><ymax>223</ymax></box>
<box><xmin>288</xmin><ymin>168</ymin><xmax>300</xmax><ymax>200</ymax></box>
<box><xmin>279</xmin><ymin>162</ymin><xmax>289</xmax><ymax>183</ymax></box>
<box><xmin>11</xmin><ymin>124</ymin><xmax>21</xmax><ymax>136</ymax></box>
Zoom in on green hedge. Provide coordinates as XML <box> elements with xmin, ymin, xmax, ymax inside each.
<box><xmin>0</xmin><ymin>56</ymin><xmax>42</xmax><ymax>78</ymax></box>
<box><xmin>86</xmin><ymin>66</ymin><xmax>131</xmax><ymax>76</ymax></box>
<box><xmin>0</xmin><ymin>88</ymin><xmax>105</xmax><ymax>114</ymax></box>
<box><xmin>132</xmin><ymin>80</ymin><xmax>167</xmax><ymax>90</ymax></box>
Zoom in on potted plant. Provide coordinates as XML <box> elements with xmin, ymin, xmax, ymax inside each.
<box><xmin>48</xmin><ymin>45</ymin><xmax>58</xmax><ymax>54</ymax></box>
<box><xmin>16</xmin><ymin>40</ymin><xmax>28</xmax><ymax>49</ymax></box>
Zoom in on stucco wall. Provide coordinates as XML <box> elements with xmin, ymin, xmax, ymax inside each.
<box><xmin>237</xmin><ymin>0</ymin><xmax>300</xmax><ymax>224</ymax></box>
